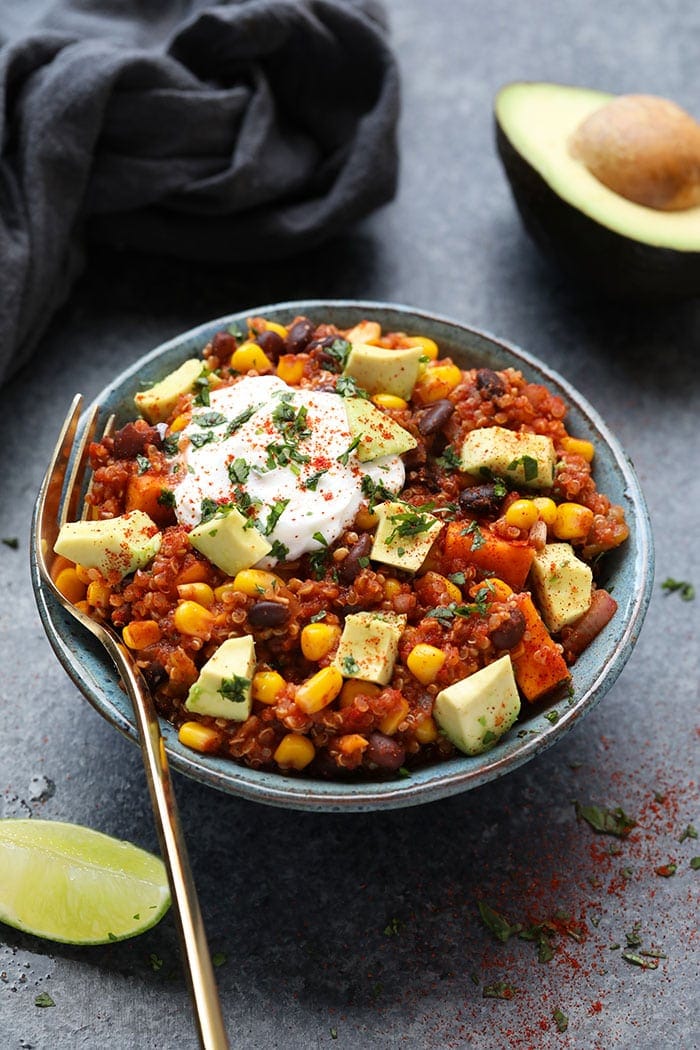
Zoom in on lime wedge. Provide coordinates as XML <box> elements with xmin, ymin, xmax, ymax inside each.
<box><xmin>0</xmin><ymin>819</ymin><xmax>170</xmax><ymax>944</ymax></box>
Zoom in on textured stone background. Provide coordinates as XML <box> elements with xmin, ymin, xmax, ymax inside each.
<box><xmin>1</xmin><ymin>2</ymin><xmax>699</xmax><ymax>1048</ymax></box>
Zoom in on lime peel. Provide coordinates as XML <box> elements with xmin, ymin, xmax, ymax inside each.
<box><xmin>0</xmin><ymin>819</ymin><xmax>170</xmax><ymax>945</ymax></box>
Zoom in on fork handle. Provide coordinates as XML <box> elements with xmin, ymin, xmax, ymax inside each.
<box><xmin>111</xmin><ymin>638</ymin><xmax>230</xmax><ymax>1050</ymax></box>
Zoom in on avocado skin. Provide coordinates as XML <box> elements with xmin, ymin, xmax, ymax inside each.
<box><xmin>495</xmin><ymin>120</ymin><xmax>700</xmax><ymax>302</ymax></box>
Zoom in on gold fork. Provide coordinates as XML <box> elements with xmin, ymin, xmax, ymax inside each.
<box><xmin>34</xmin><ymin>395</ymin><xmax>230</xmax><ymax>1050</ymax></box>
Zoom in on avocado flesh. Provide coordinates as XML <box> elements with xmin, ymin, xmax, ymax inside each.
<box><xmin>495</xmin><ymin>82</ymin><xmax>700</xmax><ymax>298</ymax></box>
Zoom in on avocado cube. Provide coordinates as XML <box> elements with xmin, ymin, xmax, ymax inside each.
<box><xmin>460</xmin><ymin>425</ymin><xmax>556</xmax><ymax>489</ymax></box>
<box><xmin>370</xmin><ymin>502</ymin><xmax>443</xmax><ymax>573</ymax></box>
<box><xmin>344</xmin><ymin>398</ymin><xmax>417</xmax><ymax>462</ymax></box>
<box><xmin>185</xmin><ymin>636</ymin><xmax>256</xmax><ymax>720</ymax></box>
<box><xmin>343</xmin><ymin>343</ymin><xmax>424</xmax><ymax>400</ymax></box>
<box><xmin>135</xmin><ymin>359</ymin><xmax>204</xmax><ymax>424</ymax></box>
<box><xmin>433</xmin><ymin>655</ymin><xmax>521</xmax><ymax>756</ymax></box>
<box><xmin>530</xmin><ymin>542</ymin><xmax>593</xmax><ymax>633</ymax></box>
<box><xmin>333</xmin><ymin>611</ymin><xmax>407</xmax><ymax>684</ymax></box>
<box><xmin>53</xmin><ymin>510</ymin><xmax>161</xmax><ymax>579</ymax></box>
<box><xmin>189</xmin><ymin>507</ymin><xmax>271</xmax><ymax>577</ymax></box>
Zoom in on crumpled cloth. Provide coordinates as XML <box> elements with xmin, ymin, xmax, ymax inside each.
<box><xmin>0</xmin><ymin>0</ymin><xmax>400</xmax><ymax>383</ymax></box>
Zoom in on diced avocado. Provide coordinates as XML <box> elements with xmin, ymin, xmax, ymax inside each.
<box><xmin>185</xmin><ymin>636</ymin><xmax>255</xmax><ymax>720</ymax></box>
<box><xmin>188</xmin><ymin>507</ymin><xmax>271</xmax><ymax>577</ymax></box>
<box><xmin>343</xmin><ymin>343</ymin><xmax>424</xmax><ymax>400</ymax></box>
<box><xmin>530</xmin><ymin>542</ymin><xmax>593</xmax><ymax>633</ymax></box>
<box><xmin>54</xmin><ymin>510</ymin><xmax>161</xmax><ymax>580</ymax></box>
<box><xmin>135</xmin><ymin>359</ymin><xmax>204</xmax><ymax>424</ymax></box>
<box><xmin>344</xmin><ymin>398</ymin><xmax>417</xmax><ymax>462</ymax></box>
<box><xmin>433</xmin><ymin>655</ymin><xmax>521</xmax><ymax>756</ymax></box>
<box><xmin>370</xmin><ymin>501</ymin><xmax>443</xmax><ymax>573</ymax></box>
<box><xmin>460</xmin><ymin>425</ymin><xmax>556</xmax><ymax>490</ymax></box>
<box><xmin>333</xmin><ymin>611</ymin><xmax>407</xmax><ymax>685</ymax></box>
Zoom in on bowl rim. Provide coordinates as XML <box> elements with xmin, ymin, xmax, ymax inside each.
<box><xmin>32</xmin><ymin>298</ymin><xmax>655</xmax><ymax>811</ymax></box>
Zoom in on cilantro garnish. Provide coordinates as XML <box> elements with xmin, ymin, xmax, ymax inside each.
<box><xmin>425</xmin><ymin>586</ymin><xmax>494</xmax><ymax>627</ymax></box>
<box><xmin>219</xmin><ymin>676</ymin><xmax>250</xmax><ymax>704</ymax></box>
<box><xmin>212</xmin><ymin>951</ymin><xmax>228</xmax><ymax>967</ymax></box>
<box><xmin>264</xmin><ymin>499</ymin><xmax>289</xmax><ymax>536</ymax></box>
<box><xmin>228</xmin><ymin>458</ymin><xmax>250</xmax><ymax>484</ymax></box>
<box><xmin>435</xmin><ymin>445</ymin><xmax>461</xmax><ymax>472</ymax></box>
<box><xmin>190</xmin><ymin>430</ymin><xmax>216</xmax><ymax>450</ymax></box>
<box><xmin>385</xmin><ymin>505</ymin><xmax>437</xmax><ymax>544</ymax></box>
<box><xmin>227</xmin><ymin>321</ymin><xmax>247</xmax><ymax>342</ymax></box>
<box><xmin>157</xmin><ymin>488</ymin><xmax>176</xmax><ymax>508</ymax></box>
<box><xmin>448</xmin><ymin>571</ymin><xmax>466</xmax><ymax>586</ymax></box>
<box><xmin>309</xmin><ymin>610</ymin><xmax>328</xmax><ymax>623</ymax></box>
<box><xmin>162</xmin><ymin>433</ymin><xmax>181</xmax><ymax>457</ymax></box>
<box><xmin>482</xmin><ymin>982</ymin><xmax>516</xmax><ymax>1000</ymax></box>
<box><xmin>321</xmin><ymin>337</ymin><xmax>351</xmax><ymax>372</ymax></box>
<box><xmin>460</xmin><ymin>519</ymin><xmax>485</xmax><ymax>549</ymax></box>
<box><xmin>342</xmin><ymin>654</ymin><xmax>361</xmax><ymax>675</ymax></box>
<box><xmin>200</xmin><ymin>497</ymin><xmax>221</xmax><ymax>524</ymax></box>
<box><xmin>477</xmin><ymin>902</ymin><xmax>521</xmax><ymax>943</ymax></box>
<box><xmin>304</xmin><ymin>468</ymin><xmax>327</xmax><ymax>491</ymax></box>
<box><xmin>335</xmin><ymin>375</ymin><xmax>369</xmax><ymax>399</ymax></box>
<box><xmin>575</xmin><ymin>802</ymin><xmax>637</xmax><ymax>837</ymax></box>
<box><xmin>312</xmin><ymin>531</ymin><xmax>328</xmax><ymax>547</ymax></box>
<box><xmin>193</xmin><ymin>370</ymin><xmax>211</xmax><ymax>407</ymax></box>
<box><xmin>1</xmin><ymin>537</ymin><xmax>18</xmax><ymax>550</ymax></box>
<box><xmin>225</xmin><ymin>406</ymin><xmax>257</xmax><ymax>435</ymax></box>
<box><xmin>135</xmin><ymin>454</ymin><xmax>150</xmax><ymax>475</ymax></box>
<box><xmin>552</xmin><ymin>1008</ymin><xmax>568</xmax><ymax>1032</ymax></box>
<box><xmin>507</xmin><ymin>454</ymin><xmax>539</xmax><ymax>481</ymax></box>
<box><xmin>195</xmin><ymin>411</ymin><xmax>227</xmax><ymax>428</ymax></box>
<box><xmin>544</xmin><ymin>710</ymin><xmax>560</xmax><ymax>725</ymax></box>
<box><xmin>337</xmin><ymin>435</ymin><xmax>362</xmax><ymax>466</ymax></box>
<box><xmin>361</xmin><ymin>474</ymin><xmax>396</xmax><ymax>508</ymax></box>
<box><xmin>679</xmin><ymin>824</ymin><xmax>698</xmax><ymax>843</ymax></box>
<box><xmin>35</xmin><ymin>992</ymin><xmax>56</xmax><ymax>1008</ymax></box>
<box><xmin>269</xmin><ymin>539</ymin><xmax>289</xmax><ymax>561</ymax></box>
<box><xmin>661</xmin><ymin>577</ymin><xmax>695</xmax><ymax>601</ymax></box>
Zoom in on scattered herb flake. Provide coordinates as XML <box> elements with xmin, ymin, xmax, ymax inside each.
<box><xmin>193</xmin><ymin>371</ymin><xmax>211</xmax><ymax>407</ymax></box>
<box><xmin>225</xmin><ymin>405</ymin><xmax>257</xmax><ymax>435</ymax></box>
<box><xmin>211</xmin><ymin>952</ymin><xmax>227</xmax><ymax>967</ymax></box>
<box><xmin>383</xmin><ymin>917</ymin><xmax>402</xmax><ymax>937</ymax></box>
<box><xmin>655</xmin><ymin>862</ymin><xmax>677</xmax><ymax>877</ymax></box>
<box><xmin>2</xmin><ymin>537</ymin><xmax>18</xmax><ymax>549</ymax></box>
<box><xmin>228</xmin><ymin>458</ymin><xmax>250</xmax><ymax>484</ymax></box>
<box><xmin>309</xmin><ymin>610</ymin><xmax>328</xmax><ymax>623</ymax></box>
<box><xmin>507</xmin><ymin>454</ymin><xmax>539</xmax><ymax>481</ymax></box>
<box><xmin>322</xmin><ymin>338</ymin><xmax>352</xmax><ymax>372</ymax></box>
<box><xmin>661</xmin><ymin>577</ymin><xmax>695</xmax><ymax>601</ymax></box>
<box><xmin>544</xmin><ymin>710</ymin><xmax>560</xmax><ymax>725</ymax></box>
<box><xmin>269</xmin><ymin>539</ymin><xmax>289</xmax><ymax>561</ymax></box>
<box><xmin>35</xmin><ymin>992</ymin><xmax>55</xmax><ymax>1008</ymax></box>
<box><xmin>690</xmin><ymin>857</ymin><xmax>700</xmax><ymax>870</ymax></box>
<box><xmin>335</xmin><ymin>375</ymin><xmax>369</xmax><ymax>399</ymax></box>
<box><xmin>305</xmin><ymin>468</ymin><xmax>328</xmax><ymax>491</ymax></box>
<box><xmin>461</xmin><ymin>519</ymin><xmax>485</xmax><ymax>549</ymax></box>
<box><xmin>337</xmin><ymin>435</ymin><xmax>362</xmax><ymax>466</ymax></box>
<box><xmin>552</xmin><ymin>1007</ymin><xmax>568</xmax><ymax>1032</ymax></box>
<box><xmin>264</xmin><ymin>498</ymin><xmax>290</xmax><ymax>536</ymax></box>
<box><xmin>483</xmin><ymin>981</ymin><xmax>516</xmax><ymax>1000</ymax></box>
<box><xmin>157</xmin><ymin>488</ymin><xmax>176</xmax><ymax>509</ymax></box>
<box><xmin>219</xmin><ymin>676</ymin><xmax>250</xmax><ymax>704</ymax></box>
<box><xmin>148</xmin><ymin>952</ymin><xmax>164</xmax><ymax>972</ymax></box>
<box><xmin>435</xmin><ymin>445</ymin><xmax>461</xmax><ymax>473</ymax></box>
<box><xmin>330</xmin><ymin>1028</ymin><xmax>338</xmax><ymax>1040</ymax></box>
<box><xmin>679</xmin><ymin>824</ymin><xmax>698</xmax><ymax>843</ymax></box>
<box><xmin>625</xmin><ymin>922</ymin><xmax>643</xmax><ymax>948</ymax></box>
<box><xmin>342</xmin><ymin>654</ymin><xmax>361</xmax><ymax>676</ymax></box>
<box><xmin>477</xmin><ymin>902</ymin><xmax>521</xmax><ymax>943</ymax></box>
<box><xmin>135</xmin><ymin>454</ymin><xmax>150</xmax><ymax>475</ymax></box>
<box><xmin>575</xmin><ymin>802</ymin><xmax>637</xmax><ymax>837</ymax></box>
<box><xmin>622</xmin><ymin>950</ymin><xmax>658</xmax><ymax>970</ymax></box>
<box><xmin>108</xmin><ymin>931</ymin><xmax>118</xmax><ymax>942</ymax></box>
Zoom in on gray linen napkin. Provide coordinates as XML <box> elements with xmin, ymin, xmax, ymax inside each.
<box><xmin>0</xmin><ymin>0</ymin><xmax>400</xmax><ymax>383</ymax></box>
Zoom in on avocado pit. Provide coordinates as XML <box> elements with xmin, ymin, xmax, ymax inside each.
<box><xmin>569</xmin><ymin>94</ymin><xmax>700</xmax><ymax>211</ymax></box>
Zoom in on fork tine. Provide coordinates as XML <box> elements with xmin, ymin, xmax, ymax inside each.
<box><xmin>35</xmin><ymin>394</ymin><xmax>84</xmax><ymax>575</ymax></box>
<box><xmin>80</xmin><ymin>413</ymin><xmax>115</xmax><ymax>520</ymax></box>
<box><xmin>59</xmin><ymin>403</ymin><xmax>101</xmax><ymax>528</ymax></box>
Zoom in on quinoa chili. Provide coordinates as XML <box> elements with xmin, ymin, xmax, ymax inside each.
<box><xmin>51</xmin><ymin>315</ymin><xmax>629</xmax><ymax>779</ymax></box>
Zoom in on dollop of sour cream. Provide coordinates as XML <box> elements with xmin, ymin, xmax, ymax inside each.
<box><xmin>174</xmin><ymin>375</ymin><xmax>405</xmax><ymax>564</ymax></box>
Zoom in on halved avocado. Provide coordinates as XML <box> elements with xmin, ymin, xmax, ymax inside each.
<box><xmin>495</xmin><ymin>82</ymin><xmax>700</xmax><ymax>300</ymax></box>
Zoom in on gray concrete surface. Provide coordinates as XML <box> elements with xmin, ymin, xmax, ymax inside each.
<box><xmin>1</xmin><ymin>2</ymin><xmax>699</xmax><ymax>1048</ymax></box>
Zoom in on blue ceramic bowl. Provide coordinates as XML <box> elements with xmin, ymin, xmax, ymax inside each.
<box><xmin>32</xmin><ymin>301</ymin><xmax>654</xmax><ymax>811</ymax></box>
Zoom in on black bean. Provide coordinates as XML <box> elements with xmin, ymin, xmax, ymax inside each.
<box><xmin>211</xmin><ymin>331</ymin><xmax>237</xmax><ymax>358</ymax></box>
<box><xmin>338</xmin><ymin>534</ymin><xmax>372</xmax><ymax>584</ymax></box>
<box><xmin>255</xmin><ymin>330</ymin><xmax>285</xmax><ymax>360</ymax></box>
<box><xmin>402</xmin><ymin>444</ymin><xmax>427</xmax><ymax>469</ymax></box>
<box><xmin>365</xmin><ymin>733</ymin><xmax>406</xmax><ymax>771</ymax></box>
<box><xmin>113</xmin><ymin>421</ymin><xmax>162</xmax><ymax>458</ymax></box>
<box><xmin>458</xmin><ymin>483</ymin><xmax>504</xmax><ymax>518</ymax></box>
<box><xmin>491</xmin><ymin>608</ymin><xmax>526</xmax><ymax>650</ymax></box>
<box><xmin>248</xmin><ymin>601</ymin><xmax>290</xmax><ymax>628</ymax></box>
<box><xmin>285</xmin><ymin>319</ymin><xmax>315</xmax><ymax>353</ymax></box>
<box><xmin>415</xmin><ymin>398</ymin><xmax>455</xmax><ymax>436</ymax></box>
<box><xmin>476</xmin><ymin>368</ymin><xmax>506</xmax><ymax>397</ymax></box>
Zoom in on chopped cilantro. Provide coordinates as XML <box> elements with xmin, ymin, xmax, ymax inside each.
<box><xmin>304</xmin><ymin>468</ymin><xmax>327</xmax><ymax>491</ymax></box>
<box><xmin>622</xmin><ymin>950</ymin><xmax>658</xmax><ymax>970</ymax></box>
<box><xmin>383</xmin><ymin>917</ymin><xmax>402</xmax><ymax>936</ymax></box>
<box><xmin>493</xmin><ymin>477</ymin><xmax>508</xmax><ymax>498</ymax></box>
<box><xmin>219</xmin><ymin>676</ymin><xmax>250</xmax><ymax>704</ymax></box>
<box><xmin>335</xmin><ymin>375</ymin><xmax>369</xmax><ymax>399</ymax></box>
<box><xmin>193</xmin><ymin>371</ymin><xmax>211</xmax><ymax>407</ymax></box>
<box><xmin>309</xmin><ymin>548</ymin><xmax>329</xmax><ymax>579</ymax></box>
<box><xmin>575</xmin><ymin>802</ymin><xmax>637</xmax><ymax>837</ymax></box>
<box><xmin>195</xmin><ymin>410</ymin><xmax>227</xmax><ymax>428</ymax></box>
<box><xmin>448</xmin><ymin>571</ymin><xmax>466</xmax><ymax>586</ymax></box>
<box><xmin>507</xmin><ymin>454</ymin><xmax>539</xmax><ymax>481</ymax></box>
<box><xmin>460</xmin><ymin>519</ymin><xmax>485</xmax><ymax>549</ymax></box>
<box><xmin>309</xmin><ymin>610</ymin><xmax>328</xmax><ymax>623</ymax></box>
<box><xmin>225</xmin><ymin>405</ymin><xmax>257</xmax><ymax>435</ymax></box>
<box><xmin>552</xmin><ymin>1008</ymin><xmax>568</xmax><ymax>1032</ymax></box>
<box><xmin>200</xmin><ymin>497</ymin><xmax>221</xmax><ymax>523</ymax></box>
<box><xmin>690</xmin><ymin>857</ymin><xmax>700</xmax><ymax>870</ymax></box>
<box><xmin>135</xmin><ymin>454</ymin><xmax>150</xmax><ymax>475</ymax></box>
<box><xmin>211</xmin><ymin>951</ymin><xmax>227</xmax><ymax>967</ymax></box>
<box><xmin>321</xmin><ymin>337</ymin><xmax>351</xmax><ymax>372</ymax></box>
<box><xmin>2</xmin><ymin>537</ymin><xmax>19</xmax><ymax>550</ymax></box>
<box><xmin>337</xmin><ymin>435</ymin><xmax>362</xmax><ymax>466</ymax></box>
<box><xmin>264</xmin><ymin>499</ymin><xmax>290</xmax><ymax>536</ymax></box>
<box><xmin>661</xmin><ymin>577</ymin><xmax>695</xmax><ymax>601</ymax></box>
<box><xmin>35</xmin><ymin>992</ymin><xmax>56</xmax><ymax>1007</ymax></box>
<box><xmin>435</xmin><ymin>445</ymin><xmax>461</xmax><ymax>472</ymax></box>
<box><xmin>190</xmin><ymin>430</ymin><xmax>216</xmax><ymax>450</ymax></box>
<box><xmin>148</xmin><ymin>952</ymin><xmax>164</xmax><ymax>972</ymax></box>
<box><xmin>477</xmin><ymin>902</ymin><xmax>521</xmax><ymax>943</ymax></box>
<box><xmin>482</xmin><ymin>981</ymin><xmax>516</xmax><ymax>1000</ymax></box>
<box><xmin>269</xmin><ymin>539</ymin><xmax>289</xmax><ymax>561</ymax></box>
<box><xmin>544</xmin><ymin>710</ymin><xmax>560</xmax><ymax>725</ymax></box>
<box><xmin>228</xmin><ymin>458</ymin><xmax>250</xmax><ymax>484</ymax></box>
<box><xmin>654</xmin><ymin>862</ymin><xmax>677</xmax><ymax>877</ymax></box>
<box><xmin>360</xmin><ymin>474</ymin><xmax>396</xmax><ymax>508</ymax></box>
<box><xmin>157</xmin><ymin>488</ymin><xmax>176</xmax><ymax>508</ymax></box>
<box><xmin>342</xmin><ymin>654</ymin><xmax>361</xmax><ymax>675</ymax></box>
<box><xmin>227</xmin><ymin>321</ymin><xmax>247</xmax><ymax>341</ymax></box>
<box><xmin>162</xmin><ymin>433</ymin><xmax>181</xmax><ymax>457</ymax></box>
<box><xmin>679</xmin><ymin>824</ymin><xmax>698</xmax><ymax>843</ymax></box>
<box><xmin>385</xmin><ymin>505</ymin><xmax>438</xmax><ymax>543</ymax></box>
<box><xmin>313</xmin><ymin>531</ymin><xmax>328</xmax><ymax>546</ymax></box>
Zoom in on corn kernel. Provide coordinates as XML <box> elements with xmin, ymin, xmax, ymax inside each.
<box><xmin>122</xmin><ymin>620</ymin><xmax>162</xmax><ymax>649</ymax></box>
<box><xmin>232</xmin><ymin>569</ymin><xmax>284</xmax><ymax>598</ymax></box>
<box><xmin>74</xmin><ymin>563</ymin><xmax>92</xmax><ymax>585</ymax></box>
<box><xmin>276</xmin><ymin>353</ymin><xmax>306</xmax><ymax>385</ymax></box>
<box><xmin>51</xmin><ymin>555</ymin><xmax>74</xmax><ymax>582</ymax></box>
<box><xmin>54</xmin><ymin>567</ymin><xmax>87</xmax><ymax>605</ymax></box>
<box><xmin>86</xmin><ymin>579</ymin><xmax>111</xmax><ymax>610</ymax></box>
<box><xmin>338</xmin><ymin>679</ymin><xmax>381</xmax><ymax>708</ymax></box>
<box><xmin>414</xmin><ymin>715</ymin><xmax>439</xmax><ymax>744</ymax></box>
<box><xmin>295</xmin><ymin>666</ymin><xmax>343</xmax><ymax>714</ymax></box>
<box><xmin>413</xmin><ymin>363</ymin><xmax>462</xmax><ymax>403</ymax></box>
<box><xmin>406</xmin><ymin>335</ymin><xmax>439</xmax><ymax>360</ymax></box>
<box><xmin>383</xmin><ymin>579</ymin><xmax>403</xmax><ymax>600</ymax></box>
<box><xmin>553</xmin><ymin>502</ymin><xmax>594</xmax><ymax>541</ymax></box>
<box><xmin>355</xmin><ymin>505</ymin><xmax>379</xmax><ymax>530</ymax></box>
<box><xmin>274</xmin><ymin>733</ymin><xmax>315</xmax><ymax>770</ymax></box>
<box><xmin>372</xmin><ymin>393</ymin><xmax>408</xmax><ymax>411</ymax></box>
<box><xmin>173</xmin><ymin>600</ymin><xmax>214</xmax><ymax>638</ymax></box>
<box><xmin>252</xmin><ymin>670</ymin><xmax>286</xmax><ymax>705</ymax></box>
<box><xmin>379</xmin><ymin>697</ymin><xmax>410</xmax><ymax>735</ymax></box>
<box><xmin>263</xmin><ymin>320</ymin><xmax>288</xmax><ymax>339</ymax></box>
<box><xmin>178</xmin><ymin>721</ymin><xmax>222</xmax><ymax>754</ymax></box>
<box><xmin>74</xmin><ymin>600</ymin><xmax>90</xmax><ymax>615</ymax></box>
<box><xmin>406</xmin><ymin>643</ymin><xmax>446</xmax><ymax>685</ymax></box>
<box><xmin>487</xmin><ymin>578</ymin><xmax>514</xmax><ymax>601</ymax></box>
<box><xmin>560</xmin><ymin>436</ymin><xmax>595</xmax><ymax>462</ymax></box>
<box><xmin>429</xmin><ymin>573</ymin><xmax>462</xmax><ymax>603</ymax></box>
<box><xmin>230</xmin><ymin>342</ymin><xmax>273</xmax><ymax>373</ymax></box>
<box><xmin>300</xmin><ymin>623</ymin><xmax>341</xmax><ymax>662</ymax></box>
<box><xmin>214</xmin><ymin>582</ymin><xmax>238</xmax><ymax>602</ymax></box>
<box><xmin>177</xmin><ymin>582</ymin><xmax>215</xmax><ymax>608</ymax></box>
<box><xmin>504</xmin><ymin>499</ymin><xmax>539</xmax><ymax>530</ymax></box>
<box><xmin>345</xmin><ymin>320</ymin><xmax>381</xmax><ymax>344</ymax></box>
<box><xmin>532</xmin><ymin>497</ymin><xmax>558</xmax><ymax>527</ymax></box>
<box><xmin>337</xmin><ymin>733</ymin><xmax>368</xmax><ymax>756</ymax></box>
<box><xmin>169</xmin><ymin>414</ymin><xmax>189</xmax><ymax>433</ymax></box>
<box><xmin>176</xmin><ymin>561</ymin><xmax>211</xmax><ymax>585</ymax></box>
